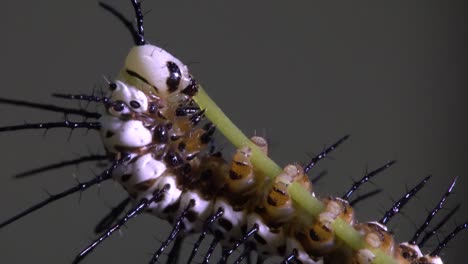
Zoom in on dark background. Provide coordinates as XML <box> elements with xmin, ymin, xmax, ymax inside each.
<box><xmin>0</xmin><ymin>1</ymin><xmax>466</xmax><ymax>263</ymax></box>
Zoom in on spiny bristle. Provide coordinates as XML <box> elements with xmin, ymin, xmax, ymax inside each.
<box><xmin>0</xmin><ymin>120</ymin><xmax>101</xmax><ymax>132</ymax></box>
<box><xmin>0</xmin><ymin>156</ymin><xmax>126</xmax><ymax>229</ymax></box>
<box><xmin>73</xmin><ymin>185</ymin><xmax>168</xmax><ymax>264</ymax></box>
<box><xmin>410</xmin><ymin>177</ymin><xmax>458</xmax><ymax>245</ymax></box>
<box><xmin>304</xmin><ymin>134</ymin><xmax>350</xmax><ymax>173</ymax></box>
<box><xmin>342</xmin><ymin>160</ymin><xmax>396</xmax><ymax>200</ymax></box>
<box><xmin>0</xmin><ymin>97</ymin><xmax>101</xmax><ymax>118</ymax></box>
<box><xmin>379</xmin><ymin>175</ymin><xmax>431</xmax><ymax>225</ymax></box>
<box><xmin>418</xmin><ymin>204</ymin><xmax>461</xmax><ymax>248</ymax></box>
<box><xmin>14</xmin><ymin>154</ymin><xmax>107</xmax><ymax>179</ymax></box>
<box><xmin>148</xmin><ymin>200</ymin><xmax>195</xmax><ymax>264</ymax></box>
<box><xmin>93</xmin><ymin>197</ymin><xmax>131</xmax><ymax>234</ymax></box>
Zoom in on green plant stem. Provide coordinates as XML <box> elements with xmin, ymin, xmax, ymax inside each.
<box><xmin>193</xmin><ymin>87</ymin><xmax>282</xmax><ymax>178</ymax></box>
<box><xmin>193</xmin><ymin>86</ymin><xmax>397</xmax><ymax>264</ymax></box>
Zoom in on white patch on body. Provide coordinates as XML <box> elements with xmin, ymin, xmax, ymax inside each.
<box><xmin>211</xmin><ymin>199</ymin><xmax>247</xmax><ymax>247</ymax></box>
<box><xmin>146</xmin><ymin>175</ymin><xmax>182</xmax><ymax>219</ymax></box>
<box><xmin>286</xmin><ymin>238</ymin><xmax>323</xmax><ymax>264</ymax></box>
<box><xmin>246</xmin><ymin>213</ymin><xmax>285</xmax><ymax>258</ymax></box>
<box><xmin>110</xmin><ymin>80</ymin><xmax>149</xmax><ymax>112</ymax></box>
<box><xmin>177</xmin><ymin>191</ymin><xmax>213</xmax><ymax>233</ymax></box>
<box><xmin>100</xmin><ymin>116</ymin><xmax>152</xmax><ymax>153</ymax></box>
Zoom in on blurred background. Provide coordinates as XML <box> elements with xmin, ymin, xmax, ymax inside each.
<box><xmin>0</xmin><ymin>0</ymin><xmax>466</xmax><ymax>263</ymax></box>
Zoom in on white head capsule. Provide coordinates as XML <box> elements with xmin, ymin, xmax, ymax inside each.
<box><xmin>118</xmin><ymin>44</ymin><xmax>197</xmax><ymax>97</ymax></box>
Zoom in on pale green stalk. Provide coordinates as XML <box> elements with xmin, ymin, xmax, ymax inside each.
<box><xmin>193</xmin><ymin>86</ymin><xmax>397</xmax><ymax>264</ymax></box>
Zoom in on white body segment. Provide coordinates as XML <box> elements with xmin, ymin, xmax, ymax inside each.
<box><xmin>100</xmin><ymin>116</ymin><xmax>152</xmax><ymax>153</ymax></box>
<box><xmin>120</xmin><ymin>45</ymin><xmax>192</xmax><ymax>96</ymax></box>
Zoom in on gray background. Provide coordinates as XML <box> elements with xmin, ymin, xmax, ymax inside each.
<box><xmin>0</xmin><ymin>0</ymin><xmax>466</xmax><ymax>263</ymax></box>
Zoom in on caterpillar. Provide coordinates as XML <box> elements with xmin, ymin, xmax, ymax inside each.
<box><xmin>0</xmin><ymin>1</ymin><xmax>466</xmax><ymax>264</ymax></box>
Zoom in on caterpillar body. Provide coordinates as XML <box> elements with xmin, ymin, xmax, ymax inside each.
<box><xmin>0</xmin><ymin>1</ymin><xmax>466</xmax><ymax>264</ymax></box>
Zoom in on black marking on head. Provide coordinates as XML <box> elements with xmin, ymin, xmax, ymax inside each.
<box><xmin>182</xmin><ymin>76</ymin><xmax>199</xmax><ymax>97</ymax></box>
<box><xmin>126</xmin><ymin>69</ymin><xmax>158</xmax><ymax>91</ymax></box>
<box><xmin>166</xmin><ymin>61</ymin><xmax>181</xmax><ymax>93</ymax></box>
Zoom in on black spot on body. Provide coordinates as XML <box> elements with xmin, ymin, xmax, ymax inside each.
<box><xmin>254</xmin><ymin>233</ymin><xmax>267</xmax><ymax>245</ymax></box>
<box><xmin>163</xmin><ymin>202</ymin><xmax>180</xmax><ymax>214</ymax></box>
<box><xmin>130</xmin><ymin>100</ymin><xmax>140</xmax><ymax>109</ymax></box>
<box><xmin>218</xmin><ymin>218</ymin><xmax>233</xmax><ymax>231</ymax></box>
<box><xmin>154</xmin><ymin>124</ymin><xmax>168</xmax><ymax>143</ymax></box>
<box><xmin>175</xmin><ymin>106</ymin><xmax>199</xmax><ymax>116</ymax></box>
<box><xmin>166</xmin><ymin>61</ymin><xmax>181</xmax><ymax>92</ymax></box>
<box><xmin>113</xmin><ymin>101</ymin><xmax>125</xmax><ymax>112</ymax></box>
<box><xmin>273</xmin><ymin>186</ymin><xmax>286</xmax><ymax>195</ymax></box>
<box><xmin>190</xmin><ymin>109</ymin><xmax>205</xmax><ymax>126</ymax></box>
<box><xmin>164</xmin><ymin>150</ymin><xmax>184</xmax><ymax>167</ymax></box>
<box><xmin>105</xmin><ymin>131</ymin><xmax>115</xmax><ymax>138</ymax></box>
<box><xmin>267</xmin><ymin>195</ymin><xmax>277</xmax><ymax>206</ymax></box>
<box><xmin>200</xmin><ymin>124</ymin><xmax>216</xmax><ymax>144</ymax></box>
<box><xmin>121</xmin><ymin>174</ymin><xmax>132</xmax><ymax>182</ymax></box>
<box><xmin>277</xmin><ymin>245</ymin><xmax>286</xmax><ymax>255</ymax></box>
<box><xmin>214</xmin><ymin>230</ymin><xmax>225</xmax><ymax>240</ymax></box>
<box><xmin>186</xmin><ymin>210</ymin><xmax>198</xmax><ymax>223</ymax></box>
<box><xmin>229</xmin><ymin>170</ymin><xmax>242</xmax><ymax>180</ymax></box>
<box><xmin>309</xmin><ymin>229</ymin><xmax>321</xmax><ymax>241</ymax></box>
<box><xmin>182</xmin><ymin>163</ymin><xmax>191</xmax><ymax>174</ymax></box>
<box><xmin>149</xmin><ymin>102</ymin><xmax>157</xmax><ymax>113</ymax></box>
<box><xmin>109</xmin><ymin>83</ymin><xmax>117</xmax><ymax>90</ymax></box>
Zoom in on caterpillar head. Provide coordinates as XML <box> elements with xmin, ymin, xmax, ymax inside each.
<box><xmin>118</xmin><ymin>44</ymin><xmax>198</xmax><ymax>98</ymax></box>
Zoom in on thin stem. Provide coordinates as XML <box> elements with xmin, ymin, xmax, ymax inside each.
<box><xmin>193</xmin><ymin>86</ymin><xmax>398</xmax><ymax>264</ymax></box>
<box><xmin>193</xmin><ymin>87</ymin><xmax>282</xmax><ymax>178</ymax></box>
